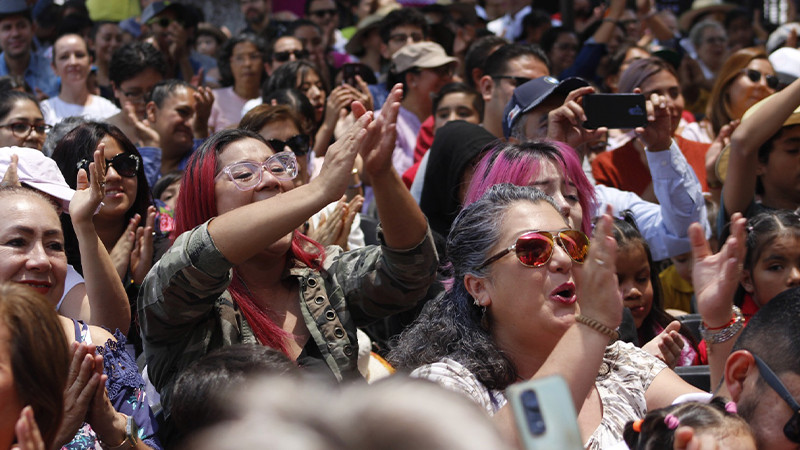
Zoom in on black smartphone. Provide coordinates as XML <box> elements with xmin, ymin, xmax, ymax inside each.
<box><xmin>582</xmin><ymin>93</ymin><xmax>648</xmax><ymax>129</ymax></box>
<box><xmin>342</xmin><ymin>63</ymin><xmax>358</xmax><ymax>87</ymax></box>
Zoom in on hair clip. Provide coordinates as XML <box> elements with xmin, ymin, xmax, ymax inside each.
<box><xmin>725</xmin><ymin>401</ymin><xmax>737</xmax><ymax>414</ymax></box>
<box><xmin>632</xmin><ymin>419</ymin><xmax>644</xmax><ymax>433</ymax></box>
<box><xmin>745</xmin><ymin>225</ymin><xmax>754</xmax><ymax>233</ymax></box>
<box><xmin>664</xmin><ymin>414</ymin><xmax>680</xmax><ymax>430</ymax></box>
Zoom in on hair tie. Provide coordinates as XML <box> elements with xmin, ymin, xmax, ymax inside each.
<box><xmin>725</xmin><ymin>401</ymin><xmax>737</xmax><ymax>414</ymax></box>
<box><xmin>664</xmin><ymin>414</ymin><xmax>680</xmax><ymax>430</ymax></box>
<box><xmin>632</xmin><ymin>419</ymin><xmax>644</xmax><ymax>433</ymax></box>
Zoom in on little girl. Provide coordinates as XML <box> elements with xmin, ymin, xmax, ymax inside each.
<box><xmin>623</xmin><ymin>398</ymin><xmax>756</xmax><ymax>449</ymax></box>
<box><xmin>612</xmin><ymin>213</ymin><xmax>699</xmax><ymax>366</ymax></box>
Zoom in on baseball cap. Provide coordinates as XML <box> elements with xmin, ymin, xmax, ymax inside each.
<box><xmin>141</xmin><ymin>1</ymin><xmax>183</xmax><ymax>25</ymax></box>
<box><xmin>769</xmin><ymin>47</ymin><xmax>800</xmax><ymax>87</ymax></box>
<box><xmin>0</xmin><ymin>0</ymin><xmax>31</xmax><ymax>22</ymax></box>
<box><xmin>0</xmin><ymin>146</ymin><xmax>74</xmax><ymax>213</ymax></box>
<box><xmin>390</xmin><ymin>42</ymin><xmax>457</xmax><ymax>74</ymax></box>
<box><xmin>502</xmin><ymin>76</ymin><xmax>589</xmax><ymax>139</ymax></box>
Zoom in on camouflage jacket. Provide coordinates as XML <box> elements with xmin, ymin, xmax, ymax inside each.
<box><xmin>138</xmin><ymin>221</ymin><xmax>438</xmax><ymax>414</ymax></box>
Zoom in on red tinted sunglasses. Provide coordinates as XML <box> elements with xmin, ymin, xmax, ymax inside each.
<box><xmin>474</xmin><ymin>229</ymin><xmax>590</xmax><ymax>271</ymax></box>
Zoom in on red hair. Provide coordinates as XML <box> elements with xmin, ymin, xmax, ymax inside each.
<box><xmin>173</xmin><ymin>130</ymin><xmax>325</xmax><ymax>354</ymax></box>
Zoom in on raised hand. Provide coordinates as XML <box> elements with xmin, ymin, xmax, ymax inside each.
<box><xmin>642</xmin><ymin>320</ymin><xmax>685</xmax><ymax>368</ymax></box>
<box><xmin>706</xmin><ymin>119</ymin><xmax>739</xmax><ymax>187</ymax></box>
<box><xmin>690</xmin><ymin>213</ymin><xmax>746</xmax><ymax>328</ymax></box>
<box><xmin>124</xmin><ymin>102</ymin><xmax>160</xmax><ymax>148</ymax></box>
<box><xmin>110</xmin><ymin>215</ymin><xmax>139</xmax><ymax>280</ymax></box>
<box><xmin>354</xmin><ymin>83</ymin><xmax>402</xmax><ymax>178</ymax></box>
<box><xmin>54</xmin><ymin>342</ymin><xmax>103</xmax><ymax>447</ymax></box>
<box><xmin>1</xmin><ymin>153</ymin><xmax>20</xmax><ymax>187</ymax></box>
<box><xmin>577</xmin><ymin>212</ymin><xmax>623</xmax><ymax>330</ymax></box>
<box><xmin>546</xmin><ymin>86</ymin><xmax>607</xmax><ymax>150</ymax></box>
<box><xmin>13</xmin><ymin>406</ymin><xmax>45</xmax><ymax>450</ymax></box>
<box><xmin>193</xmin><ymin>86</ymin><xmax>215</xmax><ymax>139</ymax></box>
<box><xmin>130</xmin><ymin>206</ymin><xmax>156</xmax><ymax>284</ymax></box>
<box><xmin>313</xmin><ymin>110</ymin><xmax>374</xmax><ymax>203</ymax></box>
<box><xmin>70</xmin><ymin>146</ymin><xmax>106</xmax><ymax>227</ymax></box>
<box><xmin>635</xmin><ymin>90</ymin><xmax>673</xmax><ymax>151</ymax></box>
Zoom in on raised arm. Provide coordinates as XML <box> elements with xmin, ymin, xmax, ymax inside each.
<box><xmin>724</xmin><ymin>77</ymin><xmax>800</xmax><ymax>218</ymax></box>
<box><xmin>67</xmin><ymin>146</ymin><xmax>131</xmax><ymax>333</ymax></box>
<box><xmin>208</xmin><ymin>110</ymin><xmax>377</xmax><ymax>264</ymax></box>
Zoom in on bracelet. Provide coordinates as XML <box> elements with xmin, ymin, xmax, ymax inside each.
<box><xmin>575</xmin><ymin>314</ymin><xmax>619</xmax><ymax>340</ymax></box>
<box><xmin>700</xmin><ymin>305</ymin><xmax>744</xmax><ymax>344</ymax></box>
<box><xmin>348</xmin><ymin>182</ymin><xmax>363</xmax><ymax>189</ymax></box>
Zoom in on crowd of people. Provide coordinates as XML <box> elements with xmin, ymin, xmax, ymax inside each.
<box><xmin>1</xmin><ymin>0</ymin><xmax>800</xmax><ymax>448</ymax></box>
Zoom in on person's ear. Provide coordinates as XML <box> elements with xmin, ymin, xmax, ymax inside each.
<box><xmin>146</xmin><ymin>101</ymin><xmax>157</xmax><ymax>123</ymax></box>
<box><xmin>755</xmin><ymin>159</ymin><xmax>767</xmax><ymax>177</ymax></box>
<box><xmin>464</xmin><ymin>273</ymin><xmax>493</xmax><ymax>307</ymax></box>
<box><xmin>724</xmin><ymin>350</ymin><xmax>757</xmax><ymax>402</ymax></box>
<box><xmin>741</xmin><ymin>269</ymin><xmax>755</xmax><ymax>294</ymax></box>
<box><xmin>479</xmin><ymin>75</ymin><xmax>494</xmax><ymax>102</ymax></box>
<box><xmin>263</xmin><ymin>61</ymin><xmax>272</xmax><ymax>76</ymax></box>
<box><xmin>380</xmin><ymin>42</ymin><xmax>390</xmax><ymax>60</ymax></box>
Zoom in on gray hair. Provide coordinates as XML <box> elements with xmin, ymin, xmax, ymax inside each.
<box><xmin>42</xmin><ymin>116</ymin><xmax>88</xmax><ymax>157</ymax></box>
<box><xmin>689</xmin><ymin>20</ymin><xmax>725</xmax><ymax>48</ymax></box>
<box><xmin>389</xmin><ymin>184</ymin><xmax>559</xmax><ymax>390</ymax></box>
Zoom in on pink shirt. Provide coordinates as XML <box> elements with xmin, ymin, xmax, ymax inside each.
<box><xmin>208</xmin><ymin>87</ymin><xmax>253</xmax><ymax>133</ymax></box>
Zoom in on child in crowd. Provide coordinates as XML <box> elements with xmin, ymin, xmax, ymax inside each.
<box><xmin>612</xmin><ymin>213</ymin><xmax>699</xmax><ymax>367</ymax></box>
<box><xmin>623</xmin><ymin>398</ymin><xmax>756</xmax><ymax>450</ymax></box>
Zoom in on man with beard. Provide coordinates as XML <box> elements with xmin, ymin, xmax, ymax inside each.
<box><xmin>239</xmin><ymin>0</ymin><xmax>271</xmax><ymax>35</ymax></box>
<box><xmin>0</xmin><ymin>0</ymin><xmax>58</xmax><ymax>98</ymax></box>
<box><xmin>710</xmin><ymin>288</ymin><xmax>800</xmax><ymax>450</ymax></box>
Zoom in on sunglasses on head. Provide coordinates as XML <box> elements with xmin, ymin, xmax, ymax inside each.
<box><xmin>474</xmin><ymin>229</ymin><xmax>590</xmax><ymax>271</ymax></box>
<box><xmin>273</xmin><ymin>49</ymin><xmax>309</xmax><ymax>62</ymax></box>
<box><xmin>752</xmin><ymin>353</ymin><xmax>800</xmax><ymax>443</ymax></box>
<box><xmin>267</xmin><ymin>134</ymin><xmax>311</xmax><ymax>157</ymax></box>
<box><xmin>76</xmin><ymin>153</ymin><xmax>141</xmax><ymax>179</ymax></box>
<box><xmin>741</xmin><ymin>68</ymin><xmax>779</xmax><ymax>90</ymax></box>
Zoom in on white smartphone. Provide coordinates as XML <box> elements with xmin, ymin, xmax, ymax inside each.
<box><xmin>507</xmin><ymin>375</ymin><xmax>583</xmax><ymax>450</ymax></box>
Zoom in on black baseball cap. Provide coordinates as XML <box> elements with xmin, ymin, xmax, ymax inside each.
<box><xmin>502</xmin><ymin>76</ymin><xmax>589</xmax><ymax>139</ymax></box>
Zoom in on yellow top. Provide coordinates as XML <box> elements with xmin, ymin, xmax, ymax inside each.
<box><xmin>659</xmin><ymin>264</ymin><xmax>694</xmax><ymax>313</ymax></box>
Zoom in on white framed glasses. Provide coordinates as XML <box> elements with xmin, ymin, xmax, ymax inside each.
<box><xmin>215</xmin><ymin>150</ymin><xmax>298</xmax><ymax>190</ymax></box>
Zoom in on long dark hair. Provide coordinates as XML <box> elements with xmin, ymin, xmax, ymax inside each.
<box><xmin>611</xmin><ymin>212</ymin><xmax>698</xmax><ymax>352</ymax></box>
<box><xmin>389</xmin><ymin>184</ymin><xmax>560</xmax><ymax>390</ymax></box>
<box><xmin>217</xmin><ymin>33</ymin><xmax>267</xmax><ymax>88</ymax></box>
<box><xmin>51</xmin><ymin>121</ymin><xmax>152</xmax><ymax>273</ymax></box>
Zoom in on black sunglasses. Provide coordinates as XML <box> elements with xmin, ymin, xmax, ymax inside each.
<box><xmin>310</xmin><ymin>8</ymin><xmax>337</xmax><ymax>18</ymax></box>
<box><xmin>492</xmin><ymin>75</ymin><xmax>533</xmax><ymax>87</ymax></box>
<box><xmin>267</xmin><ymin>134</ymin><xmax>311</xmax><ymax>157</ymax></box>
<box><xmin>741</xmin><ymin>68</ymin><xmax>779</xmax><ymax>90</ymax></box>
<box><xmin>273</xmin><ymin>49</ymin><xmax>309</xmax><ymax>63</ymax></box>
<box><xmin>752</xmin><ymin>353</ymin><xmax>800</xmax><ymax>443</ymax></box>
<box><xmin>77</xmin><ymin>153</ymin><xmax>141</xmax><ymax>179</ymax></box>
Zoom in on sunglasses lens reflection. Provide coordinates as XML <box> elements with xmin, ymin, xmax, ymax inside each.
<box><xmin>516</xmin><ymin>233</ymin><xmax>554</xmax><ymax>267</ymax></box>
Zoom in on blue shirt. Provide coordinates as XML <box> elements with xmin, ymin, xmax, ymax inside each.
<box><xmin>0</xmin><ymin>50</ymin><xmax>59</xmax><ymax>98</ymax></box>
<box><xmin>138</xmin><ymin>138</ymin><xmax>205</xmax><ymax>188</ymax></box>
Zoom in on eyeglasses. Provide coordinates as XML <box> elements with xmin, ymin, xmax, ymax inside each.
<box><xmin>215</xmin><ymin>150</ymin><xmax>298</xmax><ymax>190</ymax></box>
<box><xmin>474</xmin><ymin>229</ymin><xmax>590</xmax><ymax>271</ymax></box>
<box><xmin>267</xmin><ymin>134</ymin><xmax>311</xmax><ymax>157</ymax></box>
<box><xmin>492</xmin><ymin>75</ymin><xmax>532</xmax><ymax>87</ymax></box>
<box><xmin>703</xmin><ymin>36</ymin><xmax>727</xmax><ymax>45</ymax></box>
<box><xmin>752</xmin><ymin>353</ymin><xmax>800</xmax><ymax>443</ymax></box>
<box><xmin>273</xmin><ymin>49</ymin><xmax>309</xmax><ymax>62</ymax></box>
<box><xmin>310</xmin><ymin>8</ymin><xmax>337</xmax><ymax>18</ymax></box>
<box><xmin>76</xmin><ymin>153</ymin><xmax>141</xmax><ymax>179</ymax></box>
<box><xmin>147</xmin><ymin>17</ymin><xmax>184</xmax><ymax>28</ymax></box>
<box><xmin>121</xmin><ymin>89</ymin><xmax>152</xmax><ymax>103</ymax></box>
<box><xmin>0</xmin><ymin>122</ymin><xmax>51</xmax><ymax>138</ymax></box>
<box><xmin>741</xmin><ymin>68</ymin><xmax>780</xmax><ymax>90</ymax></box>
<box><xmin>389</xmin><ymin>32</ymin><xmax>424</xmax><ymax>44</ymax></box>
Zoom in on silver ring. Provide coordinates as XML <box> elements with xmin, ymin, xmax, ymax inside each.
<box><xmin>595</xmin><ymin>259</ymin><xmax>605</xmax><ymax>266</ymax></box>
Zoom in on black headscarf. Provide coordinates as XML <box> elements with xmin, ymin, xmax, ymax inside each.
<box><xmin>420</xmin><ymin>121</ymin><xmax>498</xmax><ymax>241</ymax></box>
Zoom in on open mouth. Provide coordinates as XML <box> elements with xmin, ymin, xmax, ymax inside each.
<box><xmin>17</xmin><ymin>280</ymin><xmax>52</xmax><ymax>294</ymax></box>
<box><xmin>550</xmin><ymin>282</ymin><xmax>577</xmax><ymax>304</ymax></box>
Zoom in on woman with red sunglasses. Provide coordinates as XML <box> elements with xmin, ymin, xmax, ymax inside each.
<box><xmin>390</xmin><ymin>183</ymin><xmax>702</xmax><ymax>449</ymax></box>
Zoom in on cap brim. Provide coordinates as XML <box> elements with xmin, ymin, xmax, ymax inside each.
<box><xmin>520</xmin><ymin>77</ymin><xmax>589</xmax><ymax>116</ymax></box>
<box><xmin>21</xmin><ymin>180</ymin><xmax>74</xmax><ymax>213</ymax></box>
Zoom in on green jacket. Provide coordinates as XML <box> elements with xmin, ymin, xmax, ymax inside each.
<box><xmin>138</xmin><ymin>221</ymin><xmax>438</xmax><ymax>414</ymax></box>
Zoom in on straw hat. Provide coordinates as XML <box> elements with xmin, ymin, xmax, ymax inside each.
<box><xmin>678</xmin><ymin>0</ymin><xmax>736</xmax><ymax>32</ymax></box>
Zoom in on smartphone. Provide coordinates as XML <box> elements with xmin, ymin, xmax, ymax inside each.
<box><xmin>340</xmin><ymin>63</ymin><xmax>377</xmax><ymax>86</ymax></box>
<box><xmin>583</xmin><ymin>93</ymin><xmax>648</xmax><ymax>129</ymax></box>
<box><xmin>507</xmin><ymin>376</ymin><xmax>583</xmax><ymax>450</ymax></box>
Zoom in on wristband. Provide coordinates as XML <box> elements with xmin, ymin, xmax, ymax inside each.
<box><xmin>700</xmin><ymin>305</ymin><xmax>744</xmax><ymax>344</ymax></box>
<box><xmin>575</xmin><ymin>314</ymin><xmax>619</xmax><ymax>340</ymax></box>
